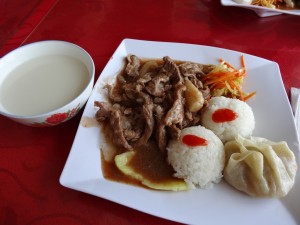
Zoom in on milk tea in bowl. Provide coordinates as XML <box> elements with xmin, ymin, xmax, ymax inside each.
<box><xmin>0</xmin><ymin>41</ymin><xmax>95</xmax><ymax>126</ymax></box>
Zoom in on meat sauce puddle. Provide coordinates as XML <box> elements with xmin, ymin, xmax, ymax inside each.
<box><xmin>100</xmin><ymin>121</ymin><xmax>182</xmax><ymax>188</ymax></box>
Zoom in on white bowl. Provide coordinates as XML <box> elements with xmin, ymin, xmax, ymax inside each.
<box><xmin>0</xmin><ymin>40</ymin><xmax>95</xmax><ymax>126</ymax></box>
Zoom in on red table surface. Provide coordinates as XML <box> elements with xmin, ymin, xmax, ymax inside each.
<box><xmin>1</xmin><ymin>0</ymin><xmax>300</xmax><ymax>224</ymax></box>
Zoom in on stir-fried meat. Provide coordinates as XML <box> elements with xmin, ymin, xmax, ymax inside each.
<box><xmin>162</xmin><ymin>56</ymin><xmax>184</xmax><ymax>84</ymax></box>
<box><xmin>201</xmin><ymin>86</ymin><xmax>211</xmax><ymax>100</ymax></box>
<box><xmin>137</xmin><ymin>72</ymin><xmax>152</xmax><ymax>84</ymax></box>
<box><xmin>125</xmin><ymin>55</ymin><xmax>140</xmax><ymax>77</ymax></box>
<box><xmin>168</xmin><ymin>124</ymin><xmax>182</xmax><ymax>140</ymax></box>
<box><xmin>95</xmin><ymin>101</ymin><xmax>143</xmax><ymax>149</ymax></box>
<box><xmin>154</xmin><ymin>104</ymin><xmax>168</xmax><ymax>151</ymax></box>
<box><xmin>105</xmin><ymin>84</ymin><xmax>123</xmax><ymax>102</ymax></box>
<box><xmin>182</xmin><ymin>111</ymin><xmax>202</xmax><ymax>127</ymax></box>
<box><xmin>163</xmin><ymin>84</ymin><xmax>186</xmax><ymax>128</ymax></box>
<box><xmin>145</xmin><ymin>74</ymin><xmax>170</xmax><ymax>97</ymax></box>
<box><xmin>179</xmin><ymin>62</ymin><xmax>216</xmax><ymax>90</ymax></box>
<box><xmin>95</xmin><ymin>101</ymin><xmax>133</xmax><ymax>149</ymax></box>
<box><xmin>95</xmin><ymin>55</ymin><xmax>212</xmax><ymax>151</ymax></box>
<box><xmin>156</xmin><ymin>123</ymin><xmax>167</xmax><ymax>152</ymax></box>
<box><xmin>94</xmin><ymin>101</ymin><xmax>112</xmax><ymax>121</ymax></box>
<box><xmin>123</xmin><ymin>129</ymin><xmax>140</xmax><ymax>141</ymax></box>
<box><xmin>201</xmin><ymin>64</ymin><xmax>215</xmax><ymax>75</ymax></box>
<box><xmin>109</xmin><ymin>109</ymin><xmax>133</xmax><ymax>150</ymax></box>
<box><xmin>190</xmin><ymin>75</ymin><xmax>203</xmax><ymax>90</ymax></box>
<box><xmin>123</xmin><ymin>82</ymin><xmax>139</xmax><ymax>101</ymax></box>
<box><xmin>135</xmin><ymin>101</ymin><xmax>154</xmax><ymax>146</ymax></box>
<box><xmin>121</xmin><ymin>107</ymin><xmax>144</xmax><ymax>142</ymax></box>
<box><xmin>179</xmin><ymin>62</ymin><xmax>206</xmax><ymax>77</ymax></box>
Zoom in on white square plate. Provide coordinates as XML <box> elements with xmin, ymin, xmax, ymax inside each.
<box><xmin>60</xmin><ymin>39</ymin><xmax>300</xmax><ymax>225</ymax></box>
<box><xmin>221</xmin><ymin>0</ymin><xmax>300</xmax><ymax>17</ymax></box>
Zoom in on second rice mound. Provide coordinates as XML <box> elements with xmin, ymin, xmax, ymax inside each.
<box><xmin>201</xmin><ymin>96</ymin><xmax>255</xmax><ymax>143</ymax></box>
<box><xmin>167</xmin><ymin>125</ymin><xmax>225</xmax><ymax>189</ymax></box>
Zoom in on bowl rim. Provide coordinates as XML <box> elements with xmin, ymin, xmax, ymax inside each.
<box><xmin>0</xmin><ymin>40</ymin><xmax>95</xmax><ymax>119</ymax></box>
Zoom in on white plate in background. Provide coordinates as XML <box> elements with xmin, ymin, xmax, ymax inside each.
<box><xmin>221</xmin><ymin>0</ymin><xmax>300</xmax><ymax>17</ymax></box>
<box><xmin>60</xmin><ymin>39</ymin><xmax>300</xmax><ymax>225</ymax></box>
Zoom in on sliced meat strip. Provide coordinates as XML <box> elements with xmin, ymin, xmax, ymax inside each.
<box><xmin>94</xmin><ymin>101</ymin><xmax>112</xmax><ymax>121</ymax></box>
<box><xmin>154</xmin><ymin>105</ymin><xmax>168</xmax><ymax>151</ymax></box>
<box><xmin>135</xmin><ymin>101</ymin><xmax>154</xmax><ymax>146</ymax></box>
<box><xmin>125</xmin><ymin>54</ymin><xmax>140</xmax><ymax>77</ymax></box>
<box><xmin>201</xmin><ymin>86</ymin><xmax>211</xmax><ymax>100</ymax></box>
<box><xmin>105</xmin><ymin>84</ymin><xmax>123</xmax><ymax>102</ymax></box>
<box><xmin>179</xmin><ymin>62</ymin><xmax>206</xmax><ymax>77</ymax></box>
<box><xmin>157</xmin><ymin>123</ymin><xmax>167</xmax><ymax>152</ymax></box>
<box><xmin>109</xmin><ymin>108</ymin><xmax>133</xmax><ymax>150</ymax></box>
<box><xmin>163</xmin><ymin>84</ymin><xmax>186</xmax><ymax>128</ymax></box>
<box><xmin>168</xmin><ymin>124</ymin><xmax>181</xmax><ymax>140</ymax></box>
<box><xmin>95</xmin><ymin>102</ymin><xmax>134</xmax><ymax>150</ymax></box>
<box><xmin>145</xmin><ymin>74</ymin><xmax>169</xmax><ymax>97</ymax></box>
<box><xmin>161</xmin><ymin>56</ymin><xmax>183</xmax><ymax>84</ymax></box>
<box><xmin>124</xmin><ymin>129</ymin><xmax>142</xmax><ymax>142</ymax></box>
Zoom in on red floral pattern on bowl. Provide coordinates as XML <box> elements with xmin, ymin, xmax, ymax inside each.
<box><xmin>31</xmin><ymin>104</ymin><xmax>81</xmax><ymax>127</ymax></box>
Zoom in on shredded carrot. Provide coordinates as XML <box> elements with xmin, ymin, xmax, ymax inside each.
<box><xmin>212</xmin><ymin>82</ymin><xmax>226</xmax><ymax>90</ymax></box>
<box><xmin>244</xmin><ymin>92</ymin><xmax>257</xmax><ymax>101</ymax></box>
<box><xmin>241</xmin><ymin>55</ymin><xmax>246</xmax><ymax>69</ymax></box>
<box><xmin>204</xmin><ymin>73</ymin><xmax>238</xmax><ymax>86</ymax></box>
<box><xmin>210</xmin><ymin>82</ymin><xmax>225</xmax><ymax>91</ymax></box>
<box><xmin>203</xmin><ymin>55</ymin><xmax>255</xmax><ymax>101</ymax></box>
<box><xmin>202</xmin><ymin>71</ymin><xmax>228</xmax><ymax>81</ymax></box>
<box><xmin>219</xmin><ymin>59</ymin><xmax>237</xmax><ymax>71</ymax></box>
<box><xmin>229</xmin><ymin>80</ymin><xmax>244</xmax><ymax>101</ymax></box>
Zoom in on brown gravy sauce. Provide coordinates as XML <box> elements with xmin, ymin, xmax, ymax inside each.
<box><xmin>100</xmin><ymin>120</ymin><xmax>181</xmax><ymax>187</ymax></box>
<box><xmin>128</xmin><ymin>142</ymin><xmax>179</xmax><ymax>183</ymax></box>
<box><xmin>102</xmin><ymin>152</ymin><xmax>142</xmax><ymax>186</ymax></box>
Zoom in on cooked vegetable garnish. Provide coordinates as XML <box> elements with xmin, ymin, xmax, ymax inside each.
<box><xmin>202</xmin><ymin>55</ymin><xmax>256</xmax><ymax>101</ymax></box>
<box><xmin>115</xmin><ymin>151</ymin><xmax>188</xmax><ymax>191</ymax></box>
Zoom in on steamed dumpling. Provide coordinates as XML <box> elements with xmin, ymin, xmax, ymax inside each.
<box><xmin>224</xmin><ymin>135</ymin><xmax>297</xmax><ymax>198</ymax></box>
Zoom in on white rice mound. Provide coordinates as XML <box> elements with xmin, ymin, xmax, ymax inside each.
<box><xmin>201</xmin><ymin>96</ymin><xmax>255</xmax><ymax>143</ymax></box>
<box><xmin>167</xmin><ymin>125</ymin><xmax>225</xmax><ymax>189</ymax></box>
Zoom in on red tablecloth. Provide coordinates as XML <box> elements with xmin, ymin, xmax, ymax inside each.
<box><xmin>1</xmin><ymin>0</ymin><xmax>300</xmax><ymax>224</ymax></box>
